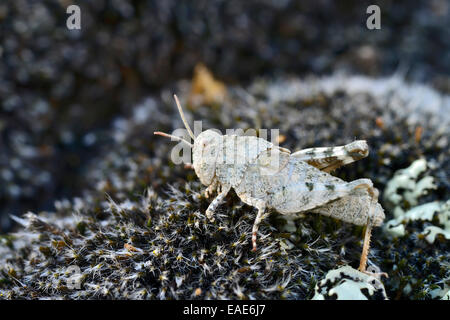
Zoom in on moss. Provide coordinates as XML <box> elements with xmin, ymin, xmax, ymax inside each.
<box><xmin>0</xmin><ymin>74</ymin><xmax>448</xmax><ymax>299</ymax></box>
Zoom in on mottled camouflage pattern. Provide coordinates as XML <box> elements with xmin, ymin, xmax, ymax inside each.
<box><xmin>157</xmin><ymin>97</ymin><xmax>385</xmax><ymax>273</ymax></box>
<box><xmin>192</xmin><ymin>131</ymin><xmax>385</xmax><ymax>251</ymax></box>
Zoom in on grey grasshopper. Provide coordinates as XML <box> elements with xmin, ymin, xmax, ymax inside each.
<box><xmin>155</xmin><ymin>95</ymin><xmax>386</xmax><ymax>275</ymax></box>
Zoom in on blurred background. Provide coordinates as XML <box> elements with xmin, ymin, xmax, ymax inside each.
<box><xmin>0</xmin><ymin>0</ymin><xmax>449</xmax><ymax>232</ymax></box>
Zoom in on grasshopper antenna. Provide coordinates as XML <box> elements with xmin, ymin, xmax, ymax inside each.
<box><xmin>174</xmin><ymin>94</ymin><xmax>195</xmax><ymax>140</ymax></box>
<box><xmin>153</xmin><ymin>95</ymin><xmax>196</xmax><ymax>147</ymax></box>
<box><xmin>154</xmin><ymin>131</ymin><xmax>193</xmax><ymax>147</ymax></box>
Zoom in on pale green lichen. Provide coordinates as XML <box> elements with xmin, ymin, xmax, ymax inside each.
<box><xmin>385</xmin><ymin>223</ymin><xmax>406</xmax><ymax>238</ymax></box>
<box><xmin>385</xmin><ymin>201</ymin><xmax>449</xmax><ymax>239</ymax></box>
<box><xmin>422</xmin><ymin>226</ymin><xmax>450</xmax><ymax>244</ymax></box>
<box><xmin>383</xmin><ymin>159</ymin><xmax>437</xmax><ymax>208</ymax></box>
<box><xmin>312</xmin><ymin>266</ymin><xmax>388</xmax><ymax>300</ymax></box>
<box><xmin>440</xmin><ymin>288</ymin><xmax>450</xmax><ymax>300</ymax></box>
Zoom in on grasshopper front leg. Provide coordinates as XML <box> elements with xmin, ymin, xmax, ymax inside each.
<box><xmin>204</xmin><ymin>178</ymin><xmax>219</xmax><ymax>198</ymax></box>
<box><xmin>205</xmin><ymin>185</ymin><xmax>230</xmax><ymax>222</ymax></box>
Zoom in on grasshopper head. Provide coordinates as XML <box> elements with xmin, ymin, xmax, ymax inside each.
<box><xmin>154</xmin><ymin>95</ymin><xmax>222</xmax><ymax>186</ymax></box>
<box><xmin>193</xmin><ymin>129</ymin><xmax>222</xmax><ymax>186</ymax></box>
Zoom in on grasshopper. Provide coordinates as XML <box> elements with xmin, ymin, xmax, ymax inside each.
<box><xmin>155</xmin><ymin>95</ymin><xmax>386</xmax><ymax>275</ymax></box>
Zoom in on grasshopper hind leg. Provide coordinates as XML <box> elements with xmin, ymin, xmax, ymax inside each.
<box><xmin>354</xmin><ymin>186</ymin><xmax>388</xmax><ymax>278</ymax></box>
<box><xmin>307</xmin><ymin>179</ymin><xmax>387</xmax><ymax>277</ymax></box>
<box><xmin>291</xmin><ymin>140</ymin><xmax>369</xmax><ymax>173</ymax></box>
